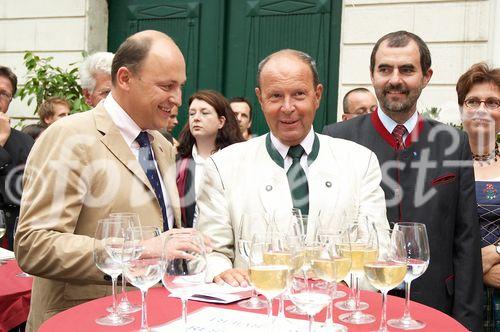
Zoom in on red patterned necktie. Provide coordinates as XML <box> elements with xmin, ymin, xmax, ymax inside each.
<box><xmin>392</xmin><ymin>124</ymin><xmax>407</xmax><ymax>151</ymax></box>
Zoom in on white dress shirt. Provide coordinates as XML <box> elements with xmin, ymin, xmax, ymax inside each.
<box><xmin>103</xmin><ymin>94</ymin><xmax>174</xmax><ymax>229</ymax></box>
<box><xmin>377</xmin><ymin>107</ymin><xmax>418</xmax><ymax>144</ymax></box>
<box><xmin>270</xmin><ymin>127</ymin><xmax>315</xmax><ymax>175</ymax></box>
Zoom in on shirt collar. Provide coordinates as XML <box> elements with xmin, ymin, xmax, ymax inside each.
<box><xmin>269</xmin><ymin>127</ymin><xmax>315</xmax><ymax>160</ymax></box>
<box><xmin>103</xmin><ymin>93</ymin><xmax>154</xmax><ymax>148</ymax></box>
<box><xmin>377</xmin><ymin>106</ymin><xmax>418</xmax><ymax>134</ymax></box>
<box><xmin>191</xmin><ymin>145</ymin><xmax>206</xmax><ymax>164</ymax></box>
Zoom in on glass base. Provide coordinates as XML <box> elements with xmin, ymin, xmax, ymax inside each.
<box><xmin>285</xmin><ymin>304</ymin><xmax>307</xmax><ymax>315</ymax></box>
<box><xmin>95</xmin><ymin>313</ymin><xmax>134</xmax><ymax>326</ymax></box>
<box><xmin>238</xmin><ymin>296</ymin><xmax>267</xmax><ymax>309</ymax></box>
<box><xmin>320</xmin><ymin>322</ymin><xmax>348</xmax><ymax>332</ymax></box>
<box><xmin>339</xmin><ymin>311</ymin><xmax>375</xmax><ymax>325</ymax></box>
<box><xmin>335</xmin><ymin>299</ymin><xmax>369</xmax><ymax>311</ymax></box>
<box><xmin>16</xmin><ymin>272</ymin><xmax>31</xmax><ymax>278</ymax></box>
<box><xmin>388</xmin><ymin>317</ymin><xmax>426</xmax><ymax>330</ymax></box>
<box><xmin>107</xmin><ymin>300</ymin><xmax>142</xmax><ymax>314</ymax></box>
<box><xmin>332</xmin><ymin>290</ymin><xmax>347</xmax><ymax>299</ymax></box>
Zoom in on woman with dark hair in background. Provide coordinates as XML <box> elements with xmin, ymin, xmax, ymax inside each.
<box><xmin>176</xmin><ymin>90</ymin><xmax>243</xmax><ymax>227</ymax></box>
<box><xmin>456</xmin><ymin>62</ymin><xmax>500</xmax><ymax>332</ymax></box>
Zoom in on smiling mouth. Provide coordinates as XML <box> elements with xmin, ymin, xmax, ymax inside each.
<box><xmin>281</xmin><ymin>119</ymin><xmax>299</xmax><ymax>125</ymax></box>
<box><xmin>158</xmin><ymin>105</ymin><xmax>172</xmax><ymax>114</ymax></box>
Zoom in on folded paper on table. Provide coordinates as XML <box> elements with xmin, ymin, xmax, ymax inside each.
<box><xmin>153</xmin><ymin>307</ymin><xmax>324</xmax><ymax>331</ymax></box>
<box><xmin>0</xmin><ymin>247</ymin><xmax>15</xmax><ymax>260</ymax></box>
<box><xmin>168</xmin><ymin>282</ymin><xmax>253</xmax><ymax>304</ymax></box>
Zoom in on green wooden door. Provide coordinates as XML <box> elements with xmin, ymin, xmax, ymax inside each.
<box><xmin>108</xmin><ymin>0</ymin><xmax>342</xmax><ymax>136</ymax></box>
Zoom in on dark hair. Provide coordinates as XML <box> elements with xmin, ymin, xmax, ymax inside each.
<box><xmin>456</xmin><ymin>63</ymin><xmax>500</xmax><ymax>106</ymax></box>
<box><xmin>177</xmin><ymin>90</ymin><xmax>244</xmax><ymax>158</ymax></box>
<box><xmin>257</xmin><ymin>49</ymin><xmax>320</xmax><ymax>88</ymax></box>
<box><xmin>370</xmin><ymin>31</ymin><xmax>432</xmax><ymax>75</ymax></box>
<box><xmin>21</xmin><ymin>123</ymin><xmax>45</xmax><ymax>140</ymax></box>
<box><xmin>229</xmin><ymin>96</ymin><xmax>253</xmax><ymax>135</ymax></box>
<box><xmin>343</xmin><ymin>87</ymin><xmax>371</xmax><ymax>114</ymax></box>
<box><xmin>38</xmin><ymin>97</ymin><xmax>71</xmax><ymax>126</ymax></box>
<box><xmin>0</xmin><ymin>66</ymin><xmax>18</xmax><ymax>96</ymax></box>
<box><xmin>111</xmin><ymin>36</ymin><xmax>152</xmax><ymax>84</ymax></box>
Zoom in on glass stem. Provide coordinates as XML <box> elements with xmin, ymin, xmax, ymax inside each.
<box><xmin>326</xmin><ymin>301</ymin><xmax>333</xmax><ymax>326</ymax></box>
<box><xmin>348</xmin><ymin>273</ymin><xmax>355</xmax><ymax>301</ymax></box>
<box><xmin>182</xmin><ymin>299</ymin><xmax>188</xmax><ymax>332</ymax></box>
<box><xmin>266</xmin><ymin>298</ymin><xmax>273</xmax><ymax>322</ymax></box>
<box><xmin>308</xmin><ymin>314</ymin><xmax>314</xmax><ymax>332</ymax></box>
<box><xmin>379</xmin><ymin>291</ymin><xmax>388</xmax><ymax>332</ymax></box>
<box><xmin>354</xmin><ymin>275</ymin><xmax>361</xmax><ymax>310</ymax></box>
<box><xmin>140</xmin><ymin>289</ymin><xmax>148</xmax><ymax>330</ymax></box>
<box><xmin>111</xmin><ymin>276</ymin><xmax>118</xmax><ymax>315</ymax></box>
<box><xmin>403</xmin><ymin>280</ymin><xmax>412</xmax><ymax>320</ymax></box>
<box><xmin>278</xmin><ymin>294</ymin><xmax>285</xmax><ymax>319</ymax></box>
<box><xmin>121</xmin><ymin>269</ymin><xmax>128</xmax><ymax>302</ymax></box>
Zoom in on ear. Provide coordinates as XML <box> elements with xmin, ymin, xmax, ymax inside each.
<box><xmin>342</xmin><ymin>114</ymin><xmax>348</xmax><ymax>121</ymax></box>
<box><xmin>255</xmin><ymin>87</ymin><xmax>263</xmax><ymax>106</ymax></box>
<box><xmin>82</xmin><ymin>89</ymin><xmax>92</xmax><ymax>105</ymax></box>
<box><xmin>116</xmin><ymin>67</ymin><xmax>132</xmax><ymax>91</ymax></box>
<box><xmin>218</xmin><ymin>116</ymin><xmax>226</xmax><ymax>129</ymax></box>
<box><xmin>422</xmin><ymin>68</ymin><xmax>433</xmax><ymax>88</ymax></box>
<box><xmin>314</xmin><ymin>84</ymin><xmax>324</xmax><ymax>106</ymax></box>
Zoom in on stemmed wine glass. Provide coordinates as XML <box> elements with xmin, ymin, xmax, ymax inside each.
<box><xmin>107</xmin><ymin>212</ymin><xmax>142</xmax><ymax>314</ymax></box>
<box><xmin>364</xmin><ymin>228</ymin><xmax>407</xmax><ymax>332</ymax></box>
<box><xmin>162</xmin><ymin>232</ymin><xmax>207</xmax><ymax>332</ymax></box>
<box><xmin>13</xmin><ymin>218</ymin><xmax>30</xmax><ymax>277</ymax></box>
<box><xmin>388</xmin><ymin>222</ymin><xmax>430</xmax><ymax>330</ymax></box>
<box><xmin>122</xmin><ymin>226</ymin><xmax>162</xmax><ymax>331</ymax></box>
<box><xmin>93</xmin><ymin>218</ymin><xmax>134</xmax><ymax>326</ymax></box>
<box><xmin>237</xmin><ymin>213</ymin><xmax>267</xmax><ymax>309</ymax></box>
<box><xmin>338</xmin><ymin>219</ymin><xmax>378</xmax><ymax>325</ymax></box>
<box><xmin>248</xmin><ymin>233</ymin><xmax>290</xmax><ymax>327</ymax></box>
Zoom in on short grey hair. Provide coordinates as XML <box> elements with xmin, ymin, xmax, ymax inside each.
<box><xmin>79</xmin><ymin>52</ymin><xmax>114</xmax><ymax>92</ymax></box>
<box><xmin>256</xmin><ymin>49</ymin><xmax>320</xmax><ymax>87</ymax></box>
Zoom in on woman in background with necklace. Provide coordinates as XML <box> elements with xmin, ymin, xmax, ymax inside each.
<box><xmin>457</xmin><ymin>62</ymin><xmax>500</xmax><ymax>332</ymax></box>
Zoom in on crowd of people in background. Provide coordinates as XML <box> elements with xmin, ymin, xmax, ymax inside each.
<box><xmin>0</xmin><ymin>28</ymin><xmax>497</xmax><ymax>332</ymax></box>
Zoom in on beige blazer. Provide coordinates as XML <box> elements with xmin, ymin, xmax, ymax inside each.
<box><xmin>14</xmin><ymin>105</ymin><xmax>181</xmax><ymax>331</ymax></box>
<box><xmin>196</xmin><ymin>134</ymin><xmax>389</xmax><ymax>281</ymax></box>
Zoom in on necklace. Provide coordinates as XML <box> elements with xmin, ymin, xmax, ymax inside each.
<box><xmin>472</xmin><ymin>143</ymin><xmax>499</xmax><ymax>166</ymax></box>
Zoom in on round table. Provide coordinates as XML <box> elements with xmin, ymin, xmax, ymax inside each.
<box><xmin>0</xmin><ymin>260</ymin><xmax>32</xmax><ymax>332</ymax></box>
<box><xmin>39</xmin><ymin>285</ymin><xmax>467</xmax><ymax>331</ymax></box>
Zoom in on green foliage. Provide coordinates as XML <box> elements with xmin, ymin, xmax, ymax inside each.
<box><xmin>421</xmin><ymin>106</ymin><xmax>442</xmax><ymax>120</ymax></box>
<box><xmin>16</xmin><ymin>52</ymin><xmax>90</xmax><ymax>115</ymax></box>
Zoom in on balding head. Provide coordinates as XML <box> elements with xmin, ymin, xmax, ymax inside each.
<box><xmin>111</xmin><ymin>30</ymin><xmax>177</xmax><ymax>85</ymax></box>
<box><xmin>256</xmin><ymin>49</ymin><xmax>319</xmax><ymax>88</ymax></box>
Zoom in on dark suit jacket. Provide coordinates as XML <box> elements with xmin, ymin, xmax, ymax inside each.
<box><xmin>323</xmin><ymin>112</ymin><xmax>483</xmax><ymax>332</ymax></box>
<box><xmin>0</xmin><ymin>128</ymin><xmax>34</xmax><ymax>248</ymax></box>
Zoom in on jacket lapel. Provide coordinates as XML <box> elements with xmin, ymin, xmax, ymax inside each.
<box><xmin>93</xmin><ymin>105</ymin><xmax>154</xmax><ymax>193</ymax></box>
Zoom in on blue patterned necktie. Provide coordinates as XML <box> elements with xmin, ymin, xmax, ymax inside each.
<box><xmin>136</xmin><ymin>131</ymin><xmax>169</xmax><ymax>230</ymax></box>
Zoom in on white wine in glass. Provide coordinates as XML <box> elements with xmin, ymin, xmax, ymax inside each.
<box><xmin>388</xmin><ymin>222</ymin><xmax>430</xmax><ymax>330</ymax></box>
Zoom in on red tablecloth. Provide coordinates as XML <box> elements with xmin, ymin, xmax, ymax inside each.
<box><xmin>40</xmin><ymin>285</ymin><xmax>467</xmax><ymax>331</ymax></box>
<box><xmin>0</xmin><ymin>260</ymin><xmax>32</xmax><ymax>332</ymax></box>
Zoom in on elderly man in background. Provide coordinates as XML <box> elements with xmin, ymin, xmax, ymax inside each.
<box><xmin>229</xmin><ymin>96</ymin><xmax>254</xmax><ymax>140</ymax></box>
<box><xmin>80</xmin><ymin>51</ymin><xmax>114</xmax><ymax>107</ymax></box>
<box><xmin>15</xmin><ymin>30</ymin><xmax>187</xmax><ymax>331</ymax></box>
<box><xmin>0</xmin><ymin>66</ymin><xmax>34</xmax><ymax>250</ymax></box>
<box><xmin>323</xmin><ymin>30</ymin><xmax>482</xmax><ymax>331</ymax></box>
<box><xmin>196</xmin><ymin>49</ymin><xmax>389</xmax><ymax>286</ymax></box>
<box><xmin>341</xmin><ymin>87</ymin><xmax>377</xmax><ymax>121</ymax></box>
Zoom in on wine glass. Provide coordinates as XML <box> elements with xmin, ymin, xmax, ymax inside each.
<box><xmin>107</xmin><ymin>212</ymin><xmax>142</xmax><ymax>314</ymax></box>
<box><xmin>0</xmin><ymin>211</ymin><xmax>5</xmax><ymax>265</ymax></box>
<box><xmin>122</xmin><ymin>226</ymin><xmax>162</xmax><ymax>331</ymax></box>
<box><xmin>365</xmin><ymin>228</ymin><xmax>407</xmax><ymax>332</ymax></box>
<box><xmin>13</xmin><ymin>217</ymin><xmax>31</xmax><ymax>277</ymax></box>
<box><xmin>388</xmin><ymin>222</ymin><xmax>430</xmax><ymax>330</ymax></box>
<box><xmin>248</xmin><ymin>233</ymin><xmax>290</xmax><ymax>327</ymax></box>
<box><xmin>338</xmin><ymin>219</ymin><xmax>378</xmax><ymax>325</ymax></box>
<box><xmin>162</xmin><ymin>232</ymin><xmax>207</xmax><ymax>332</ymax></box>
<box><xmin>93</xmin><ymin>219</ymin><xmax>134</xmax><ymax>326</ymax></box>
<box><xmin>237</xmin><ymin>213</ymin><xmax>267</xmax><ymax>309</ymax></box>
<box><xmin>315</xmin><ymin>230</ymin><xmax>351</xmax><ymax>332</ymax></box>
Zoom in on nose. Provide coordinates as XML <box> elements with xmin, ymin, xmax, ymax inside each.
<box><xmin>388</xmin><ymin>69</ymin><xmax>403</xmax><ymax>85</ymax></box>
<box><xmin>170</xmin><ymin>87</ymin><xmax>183</xmax><ymax>107</ymax></box>
<box><xmin>236</xmin><ymin>113</ymin><xmax>242</xmax><ymax>123</ymax></box>
<box><xmin>281</xmin><ymin>96</ymin><xmax>294</xmax><ymax>114</ymax></box>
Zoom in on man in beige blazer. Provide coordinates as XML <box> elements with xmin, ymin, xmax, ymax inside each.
<box><xmin>14</xmin><ymin>30</ymin><xmax>186</xmax><ymax>331</ymax></box>
<box><xmin>196</xmin><ymin>49</ymin><xmax>389</xmax><ymax>286</ymax></box>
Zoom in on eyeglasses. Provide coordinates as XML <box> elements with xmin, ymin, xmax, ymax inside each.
<box><xmin>0</xmin><ymin>90</ymin><xmax>12</xmax><ymax>101</ymax></box>
<box><xmin>464</xmin><ymin>97</ymin><xmax>500</xmax><ymax>110</ymax></box>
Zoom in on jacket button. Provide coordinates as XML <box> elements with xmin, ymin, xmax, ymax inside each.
<box><xmin>265</xmin><ymin>185</ymin><xmax>273</xmax><ymax>191</ymax></box>
<box><xmin>325</xmin><ymin>181</ymin><xmax>332</xmax><ymax>188</ymax></box>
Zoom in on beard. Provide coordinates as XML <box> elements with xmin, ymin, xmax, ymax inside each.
<box><xmin>375</xmin><ymin>83</ymin><xmax>422</xmax><ymax>114</ymax></box>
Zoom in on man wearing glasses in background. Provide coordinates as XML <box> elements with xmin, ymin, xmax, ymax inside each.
<box><xmin>0</xmin><ymin>66</ymin><xmax>34</xmax><ymax>250</ymax></box>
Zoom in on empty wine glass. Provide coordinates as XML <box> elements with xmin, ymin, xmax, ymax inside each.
<box><xmin>13</xmin><ymin>217</ymin><xmax>30</xmax><ymax>277</ymax></box>
<box><xmin>107</xmin><ymin>212</ymin><xmax>142</xmax><ymax>314</ymax></box>
<box><xmin>122</xmin><ymin>226</ymin><xmax>162</xmax><ymax>331</ymax></box>
<box><xmin>237</xmin><ymin>213</ymin><xmax>267</xmax><ymax>309</ymax></box>
<box><xmin>93</xmin><ymin>219</ymin><xmax>134</xmax><ymax>326</ymax></box>
<box><xmin>365</xmin><ymin>228</ymin><xmax>407</xmax><ymax>332</ymax></box>
<box><xmin>388</xmin><ymin>222</ymin><xmax>430</xmax><ymax>330</ymax></box>
<box><xmin>338</xmin><ymin>219</ymin><xmax>378</xmax><ymax>325</ymax></box>
<box><xmin>162</xmin><ymin>232</ymin><xmax>207</xmax><ymax>332</ymax></box>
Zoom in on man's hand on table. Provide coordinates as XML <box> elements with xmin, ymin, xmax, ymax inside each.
<box><xmin>214</xmin><ymin>268</ymin><xmax>249</xmax><ymax>287</ymax></box>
